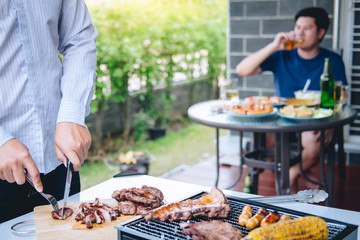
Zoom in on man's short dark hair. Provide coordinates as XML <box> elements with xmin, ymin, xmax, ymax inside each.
<box><xmin>295</xmin><ymin>7</ymin><xmax>330</xmax><ymax>32</ymax></box>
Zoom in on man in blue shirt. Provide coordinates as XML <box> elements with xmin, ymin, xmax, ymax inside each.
<box><xmin>0</xmin><ymin>0</ymin><xmax>97</xmax><ymax>222</ymax></box>
<box><xmin>236</xmin><ymin>7</ymin><xmax>346</xmax><ymax>193</ymax></box>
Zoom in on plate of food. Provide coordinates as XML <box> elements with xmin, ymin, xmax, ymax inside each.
<box><xmin>244</xmin><ymin>96</ymin><xmax>285</xmax><ymax>106</ymax></box>
<box><xmin>278</xmin><ymin>105</ymin><xmax>333</xmax><ymax>120</ymax></box>
<box><xmin>210</xmin><ymin>103</ymin><xmax>231</xmax><ymax>113</ymax></box>
<box><xmin>294</xmin><ymin>90</ymin><xmax>320</xmax><ymax>101</ymax></box>
<box><xmin>284</xmin><ymin>98</ymin><xmax>320</xmax><ymax>107</ymax></box>
<box><xmin>229</xmin><ymin>103</ymin><xmax>277</xmax><ymax>117</ymax></box>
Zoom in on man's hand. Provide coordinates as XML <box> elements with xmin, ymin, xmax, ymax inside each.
<box><xmin>272</xmin><ymin>31</ymin><xmax>296</xmax><ymax>50</ymax></box>
<box><xmin>54</xmin><ymin>122</ymin><xmax>92</xmax><ymax>171</ymax></box>
<box><xmin>0</xmin><ymin>139</ymin><xmax>43</xmax><ymax>192</ymax></box>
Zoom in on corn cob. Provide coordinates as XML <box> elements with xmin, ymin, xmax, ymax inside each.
<box><xmin>242</xmin><ymin>216</ymin><xmax>328</xmax><ymax>240</ymax></box>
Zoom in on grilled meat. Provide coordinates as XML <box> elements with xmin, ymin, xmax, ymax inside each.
<box><xmin>83</xmin><ymin>214</ymin><xmax>94</xmax><ymax>229</ymax></box>
<box><xmin>246</xmin><ymin>207</ymin><xmax>269</xmax><ymax>230</ymax></box>
<box><xmin>143</xmin><ymin>186</ymin><xmax>231</xmax><ymax>222</ymax></box>
<box><xmin>260</xmin><ymin>211</ymin><xmax>281</xmax><ymax>227</ymax></box>
<box><xmin>74</xmin><ymin>198</ymin><xmax>120</xmax><ymax>229</ymax></box>
<box><xmin>180</xmin><ymin>220</ymin><xmax>242</xmax><ymax>240</ymax></box>
<box><xmin>114</xmin><ymin>201</ymin><xmax>152</xmax><ymax>215</ymax></box>
<box><xmin>278</xmin><ymin>214</ymin><xmax>291</xmax><ymax>222</ymax></box>
<box><xmin>112</xmin><ymin>185</ymin><xmax>164</xmax><ymax>208</ymax></box>
<box><xmin>51</xmin><ymin>207</ymin><xmax>73</xmax><ymax>220</ymax></box>
<box><xmin>112</xmin><ymin>185</ymin><xmax>164</xmax><ymax>216</ymax></box>
<box><xmin>141</xmin><ymin>185</ymin><xmax>164</xmax><ymax>202</ymax></box>
<box><xmin>115</xmin><ymin>201</ymin><xmax>136</xmax><ymax>215</ymax></box>
<box><xmin>238</xmin><ymin>205</ymin><xmax>253</xmax><ymax>226</ymax></box>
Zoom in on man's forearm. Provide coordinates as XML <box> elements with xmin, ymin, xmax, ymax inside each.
<box><xmin>236</xmin><ymin>42</ymin><xmax>278</xmax><ymax>76</ymax></box>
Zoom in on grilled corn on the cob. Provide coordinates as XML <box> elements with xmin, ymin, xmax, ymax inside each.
<box><xmin>242</xmin><ymin>216</ymin><xmax>328</xmax><ymax>240</ymax></box>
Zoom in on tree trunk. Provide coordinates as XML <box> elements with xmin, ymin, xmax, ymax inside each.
<box><xmin>120</xmin><ymin>100</ymin><xmax>130</xmax><ymax>144</ymax></box>
<box><xmin>95</xmin><ymin>109</ymin><xmax>105</xmax><ymax>148</ymax></box>
<box><xmin>188</xmin><ymin>81</ymin><xmax>195</xmax><ymax>109</ymax></box>
<box><xmin>207</xmin><ymin>77</ymin><xmax>216</xmax><ymax>99</ymax></box>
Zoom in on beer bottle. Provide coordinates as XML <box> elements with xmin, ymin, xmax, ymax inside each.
<box><xmin>242</xmin><ymin>173</ymin><xmax>253</xmax><ymax>194</ymax></box>
<box><xmin>320</xmin><ymin>58</ymin><xmax>335</xmax><ymax>108</ymax></box>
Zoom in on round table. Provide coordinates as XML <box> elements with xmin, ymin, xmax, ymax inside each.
<box><xmin>188</xmin><ymin>100</ymin><xmax>357</xmax><ymax>205</ymax></box>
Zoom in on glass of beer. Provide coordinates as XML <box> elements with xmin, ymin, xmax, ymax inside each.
<box><xmin>225</xmin><ymin>89</ymin><xmax>238</xmax><ymax>100</ymax></box>
<box><xmin>221</xmin><ymin>79</ymin><xmax>239</xmax><ymax>104</ymax></box>
<box><xmin>342</xmin><ymin>85</ymin><xmax>350</xmax><ymax>105</ymax></box>
<box><xmin>284</xmin><ymin>39</ymin><xmax>302</xmax><ymax>50</ymax></box>
<box><xmin>334</xmin><ymin>81</ymin><xmax>343</xmax><ymax>112</ymax></box>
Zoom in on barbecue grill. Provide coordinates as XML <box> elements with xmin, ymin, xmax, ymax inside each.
<box><xmin>115</xmin><ymin>191</ymin><xmax>358</xmax><ymax>240</ymax></box>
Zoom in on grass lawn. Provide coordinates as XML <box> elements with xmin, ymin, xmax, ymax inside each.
<box><xmin>79</xmin><ymin>123</ymin><xmax>227</xmax><ymax>190</ymax></box>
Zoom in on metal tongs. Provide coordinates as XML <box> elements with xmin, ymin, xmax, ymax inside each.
<box><xmin>246</xmin><ymin>189</ymin><xmax>328</xmax><ymax>204</ymax></box>
<box><xmin>25</xmin><ymin>173</ymin><xmax>60</xmax><ymax>212</ymax></box>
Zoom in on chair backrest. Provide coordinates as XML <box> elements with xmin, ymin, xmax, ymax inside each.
<box><xmin>331</xmin><ymin>48</ymin><xmax>343</xmax><ymax>57</ymax></box>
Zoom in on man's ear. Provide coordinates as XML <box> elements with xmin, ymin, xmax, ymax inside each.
<box><xmin>318</xmin><ymin>28</ymin><xmax>326</xmax><ymax>41</ymax></box>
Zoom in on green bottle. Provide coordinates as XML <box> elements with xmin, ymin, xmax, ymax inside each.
<box><xmin>242</xmin><ymin>173</ymin><xmax>253</xmax><ymax>194</ymax></box>
<box><xmin>320</xmin><ymin>58</ymin><xmax>335</xmax><ymax>108</ymax></box>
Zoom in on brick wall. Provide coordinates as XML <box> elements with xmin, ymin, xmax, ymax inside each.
<box><xmin>227</xmin><ymin>0</ymin><xmax>334</xmax><ymax>98</ymax></box>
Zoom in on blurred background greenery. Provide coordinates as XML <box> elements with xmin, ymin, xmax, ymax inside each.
<box><xmin>80</xmin><ymin>0</ymin><xmax>228</xmax><ymax>190</ymax></box>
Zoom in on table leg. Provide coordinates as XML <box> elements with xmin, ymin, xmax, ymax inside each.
<box><xmin>222</xmin><ymin>131</ymin><xmax>245</xmax><ymax>189</ymax></box>
<box><xmin>215</xmin><ymin>128</ymin><xmax>220</xmax><ymax>187</ymax></box>
<box><xmin>250</xmin><ymin>133</ymin><xmax>266</xmax><ymax>194</ymax></box>
<box><xmin>254</xmin><ymin>132</ymin><xmax>266</xmax><ymax>149</ymax></box>
<box><xmin>218</xmin><ymin>132</ymin><xmax>245</xmax><ymax>189</ymax></box>
<box><xmin>214</xmin><ymin>129</ymin><xmax>245</xmax><ymax>189</ymax></box>
<box><xmin>326</xmin><ymin>131</ymin><xmax>336</xmax><ymax>207</ymax></box>
<box><xmin>250</xmin><ymin>168</ymin><xmax>259</xmax><ymax>194</ymax></box>
<box><xmin>275</xmin><ymin>133</ymin><xmax>290</xmax><ymax>195</ymax></box>
<box><xmin>319</xmin><ymin>130</ymin><xmax>326</xmax><ymax>186</ymax></box>
<box><xmin>336</xmin><ymin>127</ymin><xmax>346</xmax><ymax>180</ymax></box>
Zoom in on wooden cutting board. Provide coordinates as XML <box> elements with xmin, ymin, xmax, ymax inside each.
<box><xmin>34</xmin><ymin>199</ymin><xmax>136</xmax><ymax>240</ymax></box>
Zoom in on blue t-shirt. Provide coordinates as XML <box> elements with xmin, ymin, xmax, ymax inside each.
<box><xmin>260</xmin><ymin>48</ymin><xmax>347</xmax><ymax>98</ymax></box>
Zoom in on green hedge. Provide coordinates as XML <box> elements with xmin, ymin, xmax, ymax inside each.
<box><xmin>87</xmin><ymin>0</ymin><xmax>227</xmax><ymax>142</ymax></box>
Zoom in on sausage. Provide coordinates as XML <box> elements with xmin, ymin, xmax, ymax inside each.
<box><xmin>260</xmin><ymin>211</ymin><xmax>280</xmax><ymax>227</ymax></box>
<box><xmin>246</xmin><ymin>208</ymin><xmax>269</xmax><ymax>230</ymax></box>
<box><xmin>238</xmin><ymin>205</ymin><xmax>253</xmax><ymax>226</ymax></box>
<box><xmin>278</xmin><ymin>214</ymin><xmax>291</xmax><ymax>222</ymax></box>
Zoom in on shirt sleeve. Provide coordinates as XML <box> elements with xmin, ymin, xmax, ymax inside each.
<box><xmin>56</xmin><ymin>0</ymin><xmax>97</xmax><ymax>127</ymax></box>
<box><xmin>260</xmin><ymin>51</ymin><xmax>281</xmax><ymax>72</ymax></box>
<box><xmin>0</xmin><ymin>126</ymin><xmax>14</xmax><ymax>147</ymax></box>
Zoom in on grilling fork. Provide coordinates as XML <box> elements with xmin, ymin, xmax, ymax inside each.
<box><xmin>25</xmin><ymin>173</ymin><xmax>60</xmax><ymax>213</ymax></box>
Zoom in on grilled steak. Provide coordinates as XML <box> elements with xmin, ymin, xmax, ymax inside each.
<box><xmin>112</xmin><ymin>185</ymin><xmax>164</xmax><ymax>208</ymax></box>
<box><xmin>112</xmin><ymin>185</ymin><xmax>165</xmax><ymax>216</ymax></box>
<box><xmin>143</xmin><ymin>186</ymin><xmax>231</xmax><ymax>222</ymax></box>
<box><xmin>141</xmin><ymin>185</ymin><xmax>164</xmax><ymax>201</ymax></box>
<box><xmin>114</xmin><ymin>201</ymin><xmax>152</xmax><ymax>215</ymax></box>
<box><xmin>180</xmin><ymin>220</ymin><xmax>242</xmax><ymax>240</ymax></box>
<box><xmin>115</xmin><ymin>201</ymin><xmax>136</xmax><ymax>215</ymax></box>
<box><xmin>51</xmin><ymin>207</ymin><xmax>73</xmax><ymax>220</ymax></box>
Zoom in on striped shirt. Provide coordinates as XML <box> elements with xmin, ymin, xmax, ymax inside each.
<box><xmin>0</xmin><ymin>0</ymin><xmax>97</xmax><ymax>174</ymax></box>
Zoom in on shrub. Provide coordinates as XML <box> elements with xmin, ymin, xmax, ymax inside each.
<box><xmin>87</xmin><ymin>0</ymin><xmax>227</xmax><ymax>144</ymax></box>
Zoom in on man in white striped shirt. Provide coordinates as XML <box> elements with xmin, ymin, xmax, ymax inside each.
<box><xmin>0</xmin><ymin>0</ymin><xmax>97</xmax><ymax>222</ymax></box>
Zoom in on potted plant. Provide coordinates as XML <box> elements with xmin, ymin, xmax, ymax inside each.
<box><xmin>133</xmin><ymin>107</ymin><xmax>167</xmax><ymax>141</ymax></box>
<box><xmin>147</xmin><ymin>107</ymin><xmax>167</xmax><ymax>140</ymax></box>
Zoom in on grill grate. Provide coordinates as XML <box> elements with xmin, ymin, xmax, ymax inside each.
<box><xmin>116</xmin><ymin>192</ymin><xmax>357</xmax><ymax>240</ymax></box>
